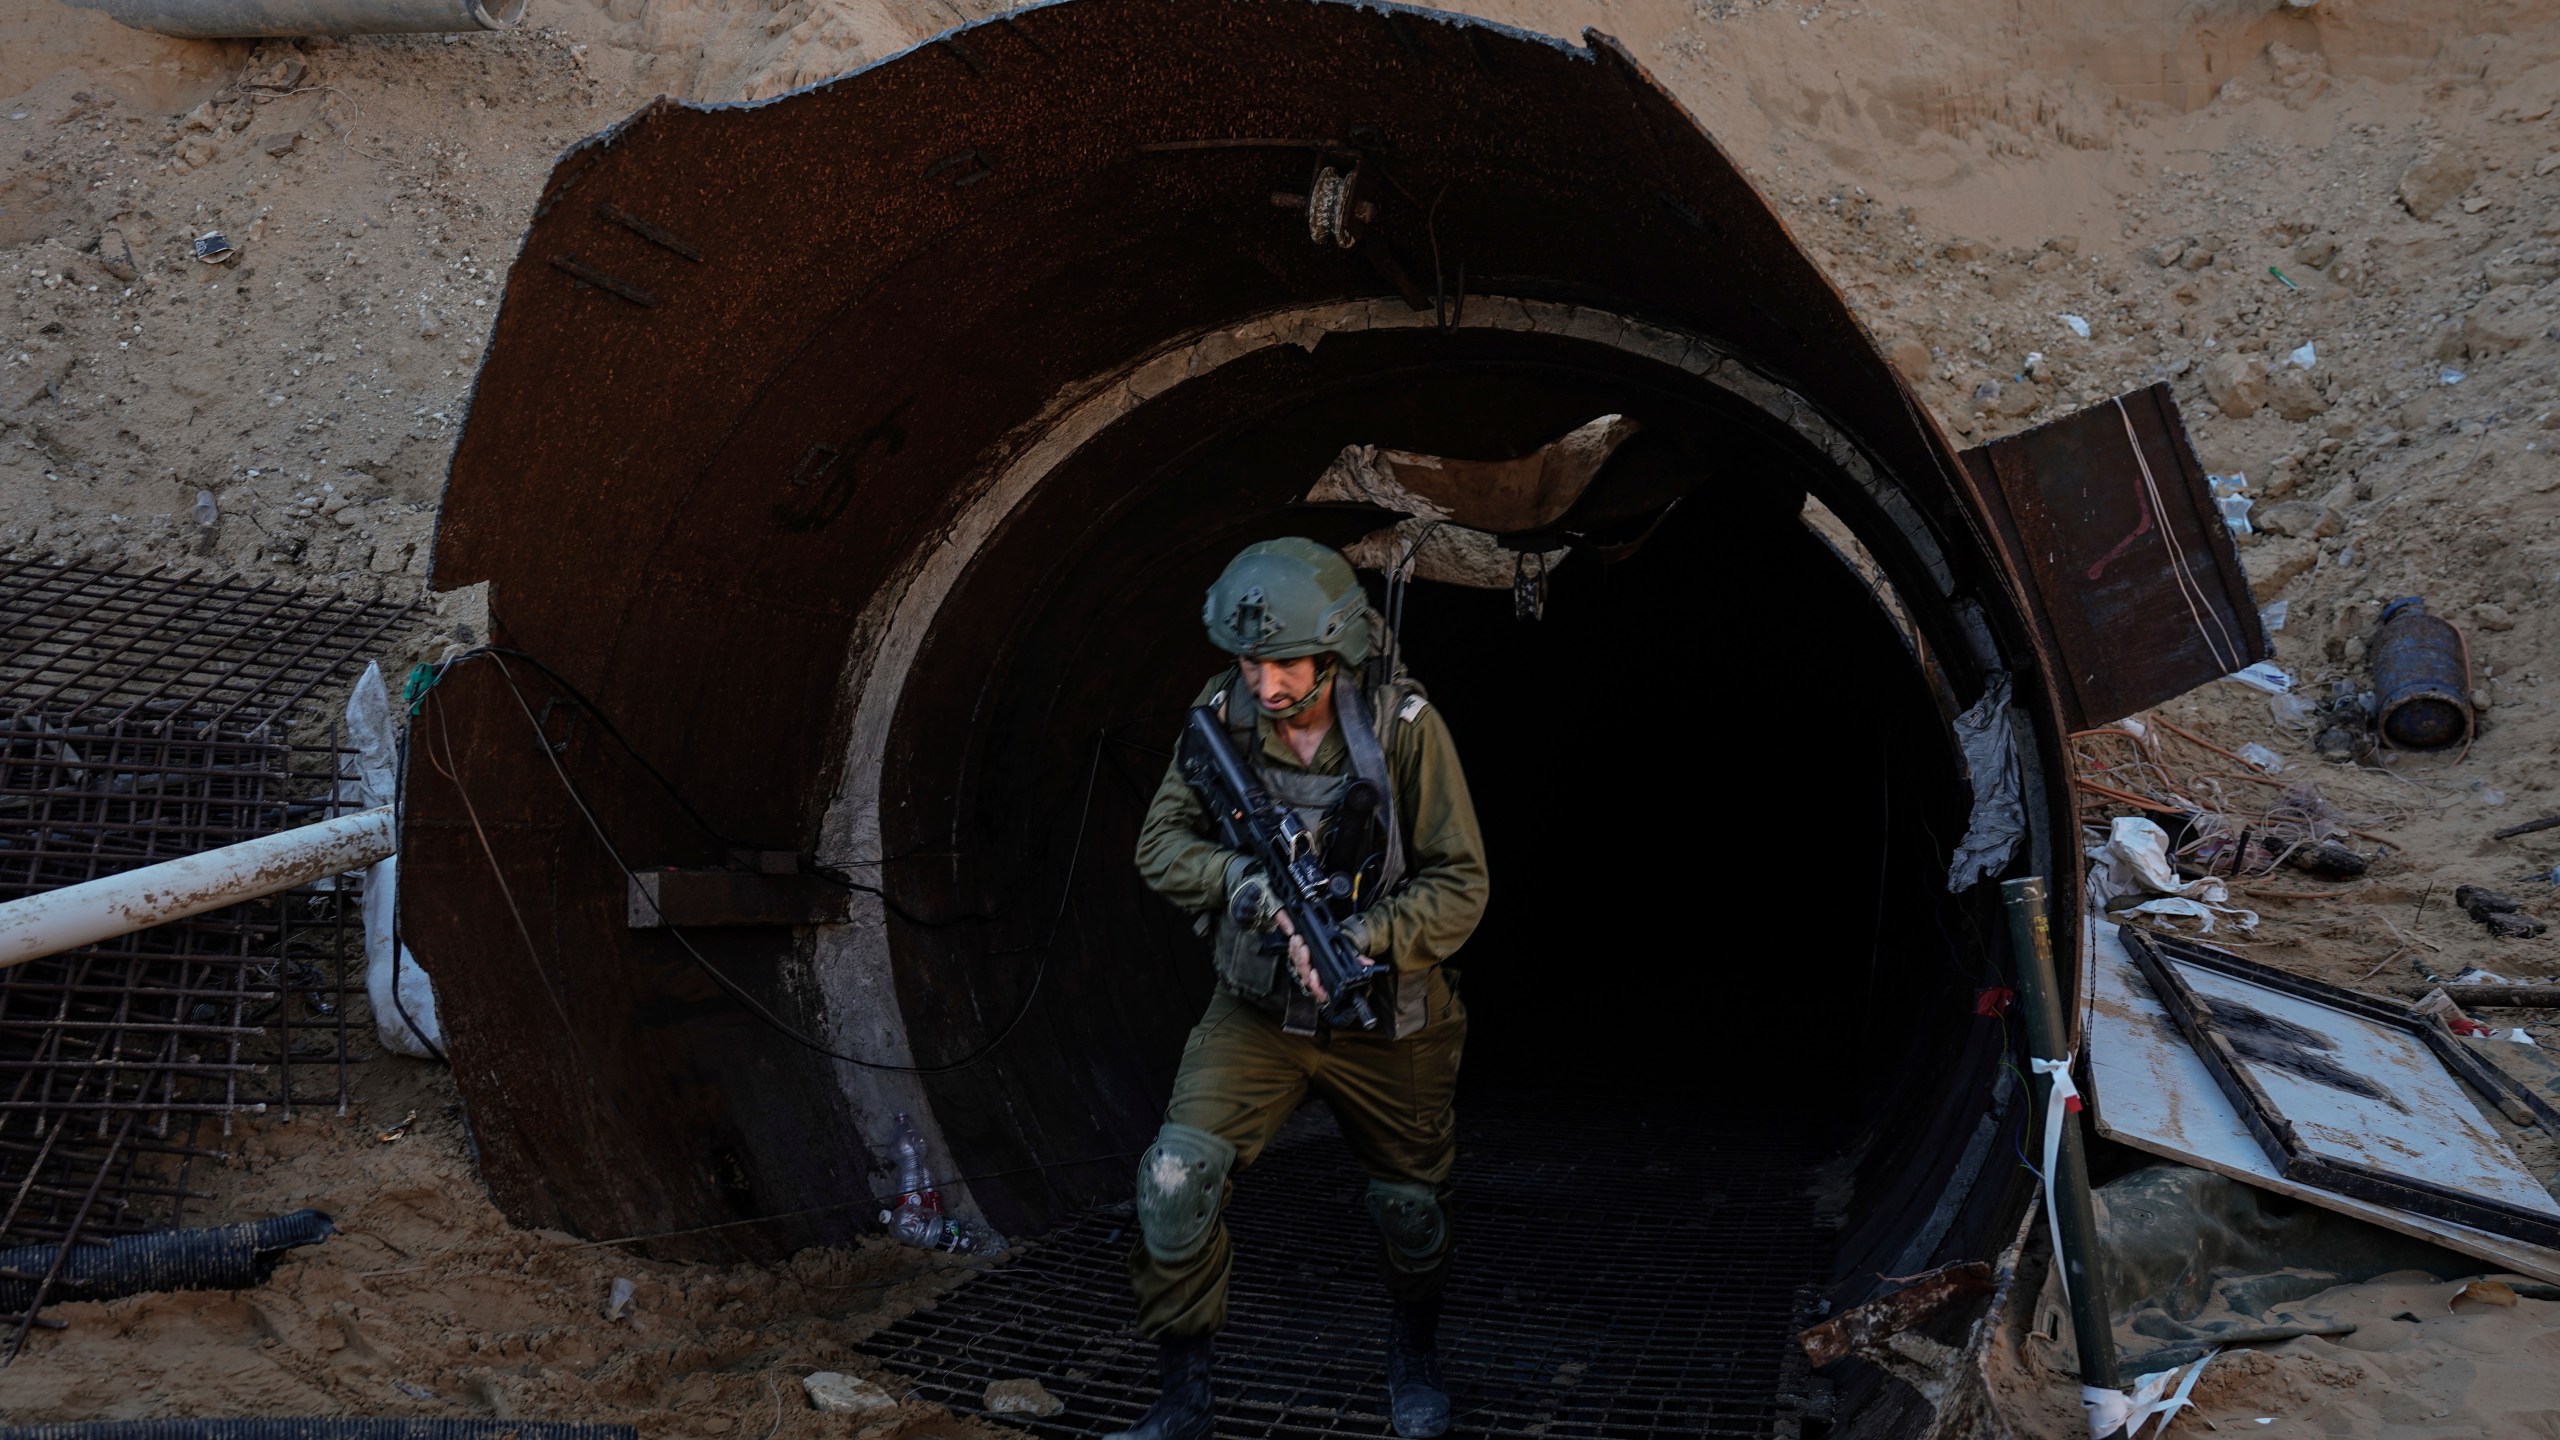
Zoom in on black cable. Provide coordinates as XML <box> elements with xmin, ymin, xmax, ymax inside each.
<box><xmin>1864</xmin><ymin>742</ymin><xmax>1890</xmax><ymax>1032</ymax></box>
<box><xmin>473</xmin><ymin>646</ymin><xmax>944</xmax><ymax>869</ymax></box>
<box><xmin>570</xmin><ymin>1146</ymin><xmax>1144</xmax><ymax>1252</ymax></box>
<box><xmin>382</xmin><ymin>725</ymin><xmax>448</xmax><ymax>1063</ymax></box>
<box><xmin>460</xmin><ymin>645</ymin><xmax>991</xmax><ymax>927</ymax></box>
<box><xmin>448</xmin><ymin>652</ymin><xmax>1100</xmax><ymax>1075</ymax></box>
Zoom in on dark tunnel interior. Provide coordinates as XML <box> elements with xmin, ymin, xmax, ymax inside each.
<box><xmin>1390</xmin><ymin>504</ymin><xmax>1969</xmax><ymax>1114</ymax></box>
<box><xmin>872</xmin><ymin>325</ymin><xmax>2018</xmax><ymax>1315</ymax></box>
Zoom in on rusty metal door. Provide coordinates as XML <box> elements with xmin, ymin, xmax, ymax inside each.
<box><xmin>1960</xmin><ymin>383</ymin><xmax>2271</xmax><ymax>730</ymax></box>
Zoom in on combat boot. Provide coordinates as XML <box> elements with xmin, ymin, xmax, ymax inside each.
<box><xmin>1105</xmin><ymin>1331</ymin><xmax>1216</xmax><ymax>1440</ymax></box>
<box><xmin>1385</xmin><ymin>1295</ymin><xmax>1450</xmax><ymax>1439</ymax></box>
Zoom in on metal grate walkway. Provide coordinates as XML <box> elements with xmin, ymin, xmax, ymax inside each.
<box><xmin>860</xmin><ymin>1093</ymin><xmax>1830</xmax><ymax>1438</ymax></box>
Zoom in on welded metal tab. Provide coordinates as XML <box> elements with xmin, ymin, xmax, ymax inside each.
<box><xmin>1959</xmin><ymin>384</ymin><xmax>2270</xmax><ymax>729</ymax></box>
<box><xmin>626</xmin><ymin>870</ymin><xmax>850</xmax><ymax>928</ymax></box>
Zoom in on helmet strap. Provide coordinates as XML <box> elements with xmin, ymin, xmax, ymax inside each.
<box><xmin>1258</xmin><ymin>659</ymin><xmax>1336</xmax><ymax>723</ymax></box>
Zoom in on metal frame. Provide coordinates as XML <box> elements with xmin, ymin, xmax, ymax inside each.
<box><xmin>2122</xmin><ymin>928</ymin><xmax>2560</xmax><ymax>1248</ymax></box>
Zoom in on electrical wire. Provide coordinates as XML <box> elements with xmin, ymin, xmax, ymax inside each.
<box><xmin>2115</xmin><ymin>397</ymin><xmax>2243</xmax><ymax>674</ymax></box>
<box><xmin>424</xmin><ymin>650</ymin><xmax>1102</xmax><ymax>1075</ymax></box>
<box><xmin>382</xmin><ymin>724</ymin><xmax>446</xmax><ymax>1063</ymax></box>
<box><xmin>470</xmin><ymin>645</ymin><xmax>991</xmax><ymax>924</ymax></box>
<box><xmin>565</xmin><ymin>1147</ymin><xmax>1143</xmax><ymax>1251</ymax></box>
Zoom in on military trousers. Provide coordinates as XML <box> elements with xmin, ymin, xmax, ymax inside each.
<box><xmin>1130</xmin><ymin>970</ymin><xmax>1467</xmax><ymax>1340</ymax></box>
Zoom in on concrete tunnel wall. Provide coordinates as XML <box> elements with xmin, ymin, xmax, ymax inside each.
<box><xmin>404</xmin><ymin>0</ymin><xmax>2066</xmax><ymax>1370</ymax></box>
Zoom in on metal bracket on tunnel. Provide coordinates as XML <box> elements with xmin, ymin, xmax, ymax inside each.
<box><xmin>548</xmin><ymin>254</ymin><xmax>656</xmax><ymax>308</ymax></box>
<box><xmin>627</xmin><ymin>868</ymin><xmax>849</xmax><ymax>928</ymax></box>
<box><xmin>595</xmin><ymin>202</ymin><xmax>703</xmax><ymax>262</ymax></box>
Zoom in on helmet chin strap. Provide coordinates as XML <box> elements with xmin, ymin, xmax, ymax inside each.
<box><xmin>1257</xmin><ymin>660</ymin><xmax>1336</xmax><ymax>723</ymax></box>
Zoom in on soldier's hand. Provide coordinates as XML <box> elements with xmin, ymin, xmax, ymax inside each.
<box><xmin>1275</xmin><ymin>910</ymin><xmax>1377</xmax><ymax>1004</ymax></box>
<box><xmin>1227</xmin><ymin>864</ymin><xmax>1282</xmax><ymax>932</ymax></box>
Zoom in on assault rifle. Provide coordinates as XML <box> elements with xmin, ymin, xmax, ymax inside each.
<box><xmin>1178</xmin><ymin>706</ymin><xmax>1384</xmax><ymax>1031</ymax></box>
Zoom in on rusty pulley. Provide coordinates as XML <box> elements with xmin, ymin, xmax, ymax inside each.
<box><xmin>1271</xmin><ymin>152</ymin><xmax>1376</xmax><ymax>248</ymax></box>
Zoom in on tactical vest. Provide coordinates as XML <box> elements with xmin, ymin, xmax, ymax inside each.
<box><xmin>1207</xmin><ymin>673</ymin><xmax>1435</xmax><ymax>1037</ymax></box>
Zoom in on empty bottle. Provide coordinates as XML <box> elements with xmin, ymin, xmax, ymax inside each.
<box><xmin>881</xmin><ymin>1111</ymin><xmax>946</xmax><ymax>1247</ymax></box>
<box><xmin>877</xmin><ymin>1112</ymin><xmax>1005</xmax><ymax>1254</ymax></box>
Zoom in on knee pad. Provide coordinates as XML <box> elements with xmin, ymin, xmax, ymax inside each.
<box><xmin>1136</xmin><ymin>1123</ymin><xmax>1237</xmax><ymax>1265</ymax></box>
<box><xmin>1365</xmin><ymin>1179</ymin><xmax>1448</xmax><ymax>1273</ymax></box>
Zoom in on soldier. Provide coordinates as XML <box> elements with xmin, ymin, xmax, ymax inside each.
<box><xmin>1111</xmin><ymin>537</ymin><xmax>1490</xmax><ymax>1440</ymax></box>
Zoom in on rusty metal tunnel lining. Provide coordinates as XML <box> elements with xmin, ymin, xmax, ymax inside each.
<box><xmin>412</xmin><ymin>3</ymin><xmax>2069</xmax><ymax>1432</ymax></box>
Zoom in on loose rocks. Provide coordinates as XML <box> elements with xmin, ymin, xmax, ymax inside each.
<box><xmin>2255</xmin><ymin>501</ymin><xmax>2340</xmax><ymax>540</ymax></box>
<box><xmin>805</xmin><ymin>1372</ymin><xmax>898</xmax><ymax>1413</ymax></box>
<box><xmin>984</xmin><ymin>1378</ymin><xmax>1066</xmax><ymax>1417</ymax></box>
<box><xmin>2399</xmin><ymin>146</ymin><xmax>2478</xmax><ymax>220</ymax></box>
<box><xmin>2202</xmin><ymin>353</ymin><xmax>2270</xmax><ymax>418</ymax></box>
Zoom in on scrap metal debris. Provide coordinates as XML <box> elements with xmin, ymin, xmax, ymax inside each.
<box><xmin>1796</xmin><ymin>1261</ymin><xmax>1993</xmax><ymax>1369</ymax></box>
<box><xmin>2457</xmin><ymin>885</ymin><xmax>2547</xmax><ymax>940</ymax></box>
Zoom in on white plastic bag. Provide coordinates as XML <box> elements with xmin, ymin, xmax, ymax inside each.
<box><xmin>345</xmin><ymin>662</ymin><xmax>445</xmax><ymax>1058</ymax></box>
<box><xmin>363</xmin><ymin>853</ymin><xmax>444</xmax><ymax>1058</ymax></box>
<box><xmin>2086</xmin><ymin>817</ymin><xmax>2259</xmax><ymax>932</ymax></box>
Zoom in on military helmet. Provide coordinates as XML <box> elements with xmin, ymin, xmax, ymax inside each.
<box><xmin>1202</xmin><ymin>538</ymin><xmax>1372</xmax><ymax>666</ymax></box>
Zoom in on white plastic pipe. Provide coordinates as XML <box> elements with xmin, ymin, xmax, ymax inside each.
<box><xmin>0</xmin><ymin>805</ymin><xmax>395</xmax><ymax>970</ymax></box>
<box><xmin>65</xmin><ymin>0</ymin><xmax>526</xmax><ymax>39</ymax></box>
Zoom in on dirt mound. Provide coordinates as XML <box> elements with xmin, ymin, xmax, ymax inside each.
<box><xmin>0</xmin><ymin>1055</ymin><xmax>1007</xmax><ymax>1438</ymax></box>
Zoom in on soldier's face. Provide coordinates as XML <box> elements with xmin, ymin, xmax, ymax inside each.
<box><xmin>1239</xmin><ymin>656</ymin><xmax>1322</xmax><ymax>714</ymax></box>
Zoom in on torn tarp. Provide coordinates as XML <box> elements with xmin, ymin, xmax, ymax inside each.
<box><xmin>1945</xmin><ymin>672</ymin><xmax>2023</xmax><ymax>892</ymax></box>
<box><xmin>2030</xmin><ymin>1164</ymin><xmax>2474</xmax><ymax>1378</ymax></box>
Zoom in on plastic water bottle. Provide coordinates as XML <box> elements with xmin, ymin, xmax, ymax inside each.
<box><xmin>881</xmin><ymin>1112</ymin><xmax>946</xmax><ymax>1247</ymax></box>
<box><xmin>877</xmin><ymin>1113</ymin><xmax>1005</xmax><ymax>1254</ymax></box>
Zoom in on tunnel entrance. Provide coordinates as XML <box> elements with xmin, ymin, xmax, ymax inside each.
<box><xmin>1396</xmin><ymin>484</ymin><xmax>1965</xmax><ymax>1104</ymax></box>
<box><xmin>867</xmin><ymin>314</ymin><xmax>2002</xmax><ymax>1250</ymax></box>
<box><xmin>411</xmin><ymin>3</ymin><xmax>2264</xmax><ymax>1430</ymax></box>
<box><xmin>853</xmin><ymin>461</ymin><xmax>1976</xmax><ymax>1437</ymax></box>
<box><xmin>844</xmin><ymin>318</ymin><xmax>2001</xmax><ymax>1436</ymax></box>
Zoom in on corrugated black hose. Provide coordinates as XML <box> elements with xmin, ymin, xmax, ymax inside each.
<box><xmin>0</xmin><ymin>1414</ymin><xmax>634</xmax><ymax>1424</ymax></box>
<box><xmin>0</xmin><ymin>1210</ymin><xmax>335</xmax><ymax>1312</ymax></box>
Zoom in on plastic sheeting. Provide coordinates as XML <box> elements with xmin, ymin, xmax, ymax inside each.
<box><xmin>2030</xmin><ymin>1164</ymin><xmax>2475</xmax><ymax>1379</ymax></box>
<box><xmin>1945</xmin><ymin>672</ymin><xmax>2023</xmax><ymax>892</ymax></box>
<box><xmin>2086</xmin><ymin>816</ymin><xmax>2259</xmax><ymax>933</ymax></box>
<box><xmin>345</xmin><ymin>663</ymin><xmax>443</xmax><ymax>1058</ymax></box>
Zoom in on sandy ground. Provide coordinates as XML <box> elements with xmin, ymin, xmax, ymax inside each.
<box><xmin>0</xmin><ymin>1051</ymin><xmax>1017</xmax><ymax>1438</ymax></box>
<box><xmin>8</xmin><ymin>0</ymin><xmax>2560</xmax><ymax>1433</ymax></box>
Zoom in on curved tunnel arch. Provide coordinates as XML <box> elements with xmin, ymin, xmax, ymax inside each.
<box><xmin>411</xmin><ymin>0</ymin><xmax>2072</xmax><ymax>1424</ymax></box>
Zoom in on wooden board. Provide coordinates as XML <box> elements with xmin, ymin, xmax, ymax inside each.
<box><xmin>2082</xmin><ymin>919</ymin><xmax>2560</xmax><ymax>1284</ymax></box>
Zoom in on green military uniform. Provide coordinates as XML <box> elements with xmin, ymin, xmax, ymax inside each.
<box><xmin>1130</xmin><ymin>666</ymin><xmax>1490</xmax><ymax>1339</ymax></box>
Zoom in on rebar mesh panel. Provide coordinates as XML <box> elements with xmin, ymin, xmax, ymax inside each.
<box><xmin>860</xmin><ymin>1094</ymin><xmax>1829</xmax><ymax>1439</ymax></box>
<box><xmin>0</xmin><ymin>560</ymin><xmax>419</xmax><ymax>732</ymax></box>
<box><xmin>0</xmin><ymin>720</ymin><xmax>363</xmax><ymax>1256</ymax></box>
<box><xmin>0</xmin><ymin>565</ymin><xmax>411</xmax><ymax>1346</ymax></box>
